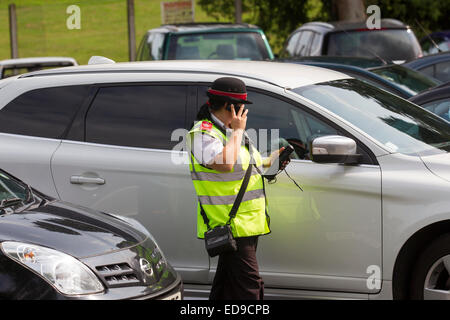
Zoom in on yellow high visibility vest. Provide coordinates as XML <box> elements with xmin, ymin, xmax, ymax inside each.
<box><xmin>187</xmin><ymin>119</ymin><xmax>270</xmax><ymax>239</ymax></box>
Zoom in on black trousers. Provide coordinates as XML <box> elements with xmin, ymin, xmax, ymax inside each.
<box><xmin>209</xmin><ymin>236</ymin><xmax>264</xmax><ymax>300</ymax></box>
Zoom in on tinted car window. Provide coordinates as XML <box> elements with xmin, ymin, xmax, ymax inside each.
<box><xmin>416</xmin><ymin>61</ymin><xmax>450</xmax><ymax>82</ymax></box>
<box><xmin>422</xmin><ymin>98</ymin><xmax>450</xmax><ymax>121</ymax></box>
<box><xmin>419</xmin><ymin>64</ymin><xmax>435</xmax><ymax>79</ymax></box>
<box><xmin>86</xmin><ymin>85</ymin><xmax>187</xmax><ymax>150</ymax></box>
<box><xmin>326</xmin><ymin>29</ymin><xmax>421</xmax><ymax>61</ymax></box>
<box><xmin>310</xmin><ymin>32</ymin><xmax>322</xmax><ymax>55</ymax></box>
<box><xmin>433</xmin><ymin>60</ymin><xmax>450</xmax><ymax>82</ymax></box>
<box><xmin>0</xmin><ymin>85</ymin><xmax>88</xmax><ymax>139</ymax></box>
<box><xmin>295</xmin><ymin>30</ymin><xmax>313</xmax><ymax>56</ymax></box>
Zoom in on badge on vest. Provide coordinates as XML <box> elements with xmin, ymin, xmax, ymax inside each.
<box><xmin>201</xmin><ymin>121</ymin><xmax>213</xmax><ymax>131</ymax></box>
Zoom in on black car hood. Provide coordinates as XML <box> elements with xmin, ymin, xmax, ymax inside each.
<box><xmin>0</xmin><ymin>200</ymin><xmax>148</xmax><ymax>258</ymax></box>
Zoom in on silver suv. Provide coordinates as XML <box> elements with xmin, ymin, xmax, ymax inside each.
<box><xmin>0</xmin><ymin>60</ymin><xmax>449</xmax><ymax>299</ymax></box>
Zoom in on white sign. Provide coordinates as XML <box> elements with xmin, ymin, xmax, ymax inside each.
<box><xmin>161</xmin><ymin>0</ymin><xmax>194</xmax><ymax>25</ymax></box>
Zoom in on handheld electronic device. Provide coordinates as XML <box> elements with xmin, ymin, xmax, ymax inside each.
<box><xmin>263</xmin><ymin>145</ymin><xmax>294</xmax><ymax>181</ymax></box>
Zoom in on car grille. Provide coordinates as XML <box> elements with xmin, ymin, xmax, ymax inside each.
<box><xmin>95</xmin><ymin>263</ymin><xmax>140</xmax><ymax>288</ymax></box>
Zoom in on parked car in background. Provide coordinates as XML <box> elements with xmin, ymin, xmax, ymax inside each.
<box><xmin>0</xmin><ymin>60</ymin><xmax>449</xmax><ymax>300</ymax></box>
<box><xmin>409</xmin><ymin>83</ymin><xmax>450</xmax><ymax>121</ymax></box>
<box><xmin>136</xmin><ymin>23</ymin><xmax>274</xmax><ymax>61</ymax></box>
<box><xmin>285</xmin><ymin>60</ymin><xmax>413</xmax><ymax>98</ymax></box>
<box><xmin>420</xmin><ymin>31</ymin><xmax>450</xmax><ymax>56</ymax></box>
<box><xmin>281</xmin><ymin>19</ymin><xmax>422</xmax><ymax>63</ymax></box>
<box><xmin>0</xmin><ymin>57</ymin><xmax>78</xmax><ymax>79</ymax></box>
<box><xmin>368</xmin><ymin>64</ymin><xmax>441</xmax><ymax>96</ymax></box>
<box><xmin>403</xmin><ymin>52</ymin><xmax>450</xmax><ymax>83</ymax></box>
<box><xmin>0</xmin><ymin>169</ymin><xmax>182</xmax><ymax>300</ymax></box>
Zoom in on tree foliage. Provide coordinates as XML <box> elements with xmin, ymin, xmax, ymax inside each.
<box><xmin>198</xmin><ymin>0</ymin><xmax>450</xmax><ymax>54</ymax></box>
<box><xmin>366</xmin><ymin>0</ymin><xmax>450</xmax><ymax>39</ymax></box>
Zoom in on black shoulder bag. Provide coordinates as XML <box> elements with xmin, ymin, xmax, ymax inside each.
<box><xmin>199</xmin><ymin>143</ymin><xmax>254</xmax><ymax>257</ymax></box>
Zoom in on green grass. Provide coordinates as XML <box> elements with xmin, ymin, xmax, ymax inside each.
<box><xmin>0</xmin><ymin>0</ymin><xmax>231</xmax><ymax>64</ymax></box>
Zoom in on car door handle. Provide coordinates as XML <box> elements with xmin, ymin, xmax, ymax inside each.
<box><xmin>70</xmin><ymin>175</ymin><xmax>105</xmax><ymax>185</ymax></box>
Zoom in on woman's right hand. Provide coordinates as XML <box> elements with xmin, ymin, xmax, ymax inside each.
<box><xmin>230</xmin><ymin>104</ymin><xmax>248</xmax><ymax>131</ymax></box>
<box><xmin>211</xmin><ymin>104</ymin><xmax>248</xmax><ymax>172</ymax></box>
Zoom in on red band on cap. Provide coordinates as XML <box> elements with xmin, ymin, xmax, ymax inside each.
<box><xmin>208</xmin><ymin>89</ymin><xmax>247</xmax><ymax>101</ymax></box>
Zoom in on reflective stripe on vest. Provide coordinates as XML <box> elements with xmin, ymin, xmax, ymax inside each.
<box><xmin>190</xmin><ymin>165</ymin><xmax>262</xmax><ymax>182</ymax></box>
<box><xmin>187</xmin><ymin>119</ymin><xmax>270</xmax><ymax>239</ymax></box>
<box><xmin>198</xmin><ymin>189</ymin><xmax>265</xmax><ymax>206</ymax></box>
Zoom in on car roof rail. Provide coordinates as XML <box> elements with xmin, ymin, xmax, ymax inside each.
<box><xmin>88</xmin><ymin>56</ymin><xmax>116</xmax><ymax>65</ymax></box>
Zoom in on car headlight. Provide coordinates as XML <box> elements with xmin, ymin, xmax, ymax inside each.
<box><xmin>0</xmin><ymin>241</ymin><xmax>104</xmax><ymax>296</ymax></box>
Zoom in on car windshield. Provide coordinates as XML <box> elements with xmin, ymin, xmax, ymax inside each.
<box><xmin>369</xmin><ymin>65</ymin><xmax>441</xmax><ymax>95</ymax></box>
<box><xmin>326</xmin><ymin>29</ymin><xmax>422</xmax><ymax>62</ymax></box>
<box><xmin>167</xmin><ymin>31</ymin><xmax>271</xmax><ymax>60</ymax></box>
<box><xmin>292</xmin><ymin>79</ymin><xmax>450</xmax><ymax>156</ymax></box>
<box><xmin>0</xmin><ymin>171</ymin><xmax>31</xmax><ymax>209</ymax></box>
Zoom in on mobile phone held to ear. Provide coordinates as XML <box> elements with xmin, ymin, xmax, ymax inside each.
<box><xmin>263</xmin><ymin>145</ymin><xmax>294</xmax><ymax>181</ymax></box>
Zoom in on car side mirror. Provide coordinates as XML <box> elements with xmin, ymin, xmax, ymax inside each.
<box><xmin>309</xmin><ymin>135</ymin><xmax>362</xmax><ymax>164</ymax></box>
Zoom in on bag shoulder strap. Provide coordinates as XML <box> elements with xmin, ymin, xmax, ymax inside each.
<box><xmin>226</xmin><ymin>152</ymin><xmax>253</xmax><ymax>224</ymax></box>
<box><xmin>199</xmin><ymin>202</ymin><xmax>211</xmax><ymax>230</ymax></box>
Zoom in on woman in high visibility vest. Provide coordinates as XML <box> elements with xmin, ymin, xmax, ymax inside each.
<box><xmin>187</xmin><ymin>77</ymin><xmax>289</xmax><ymax>300</ymax></box>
